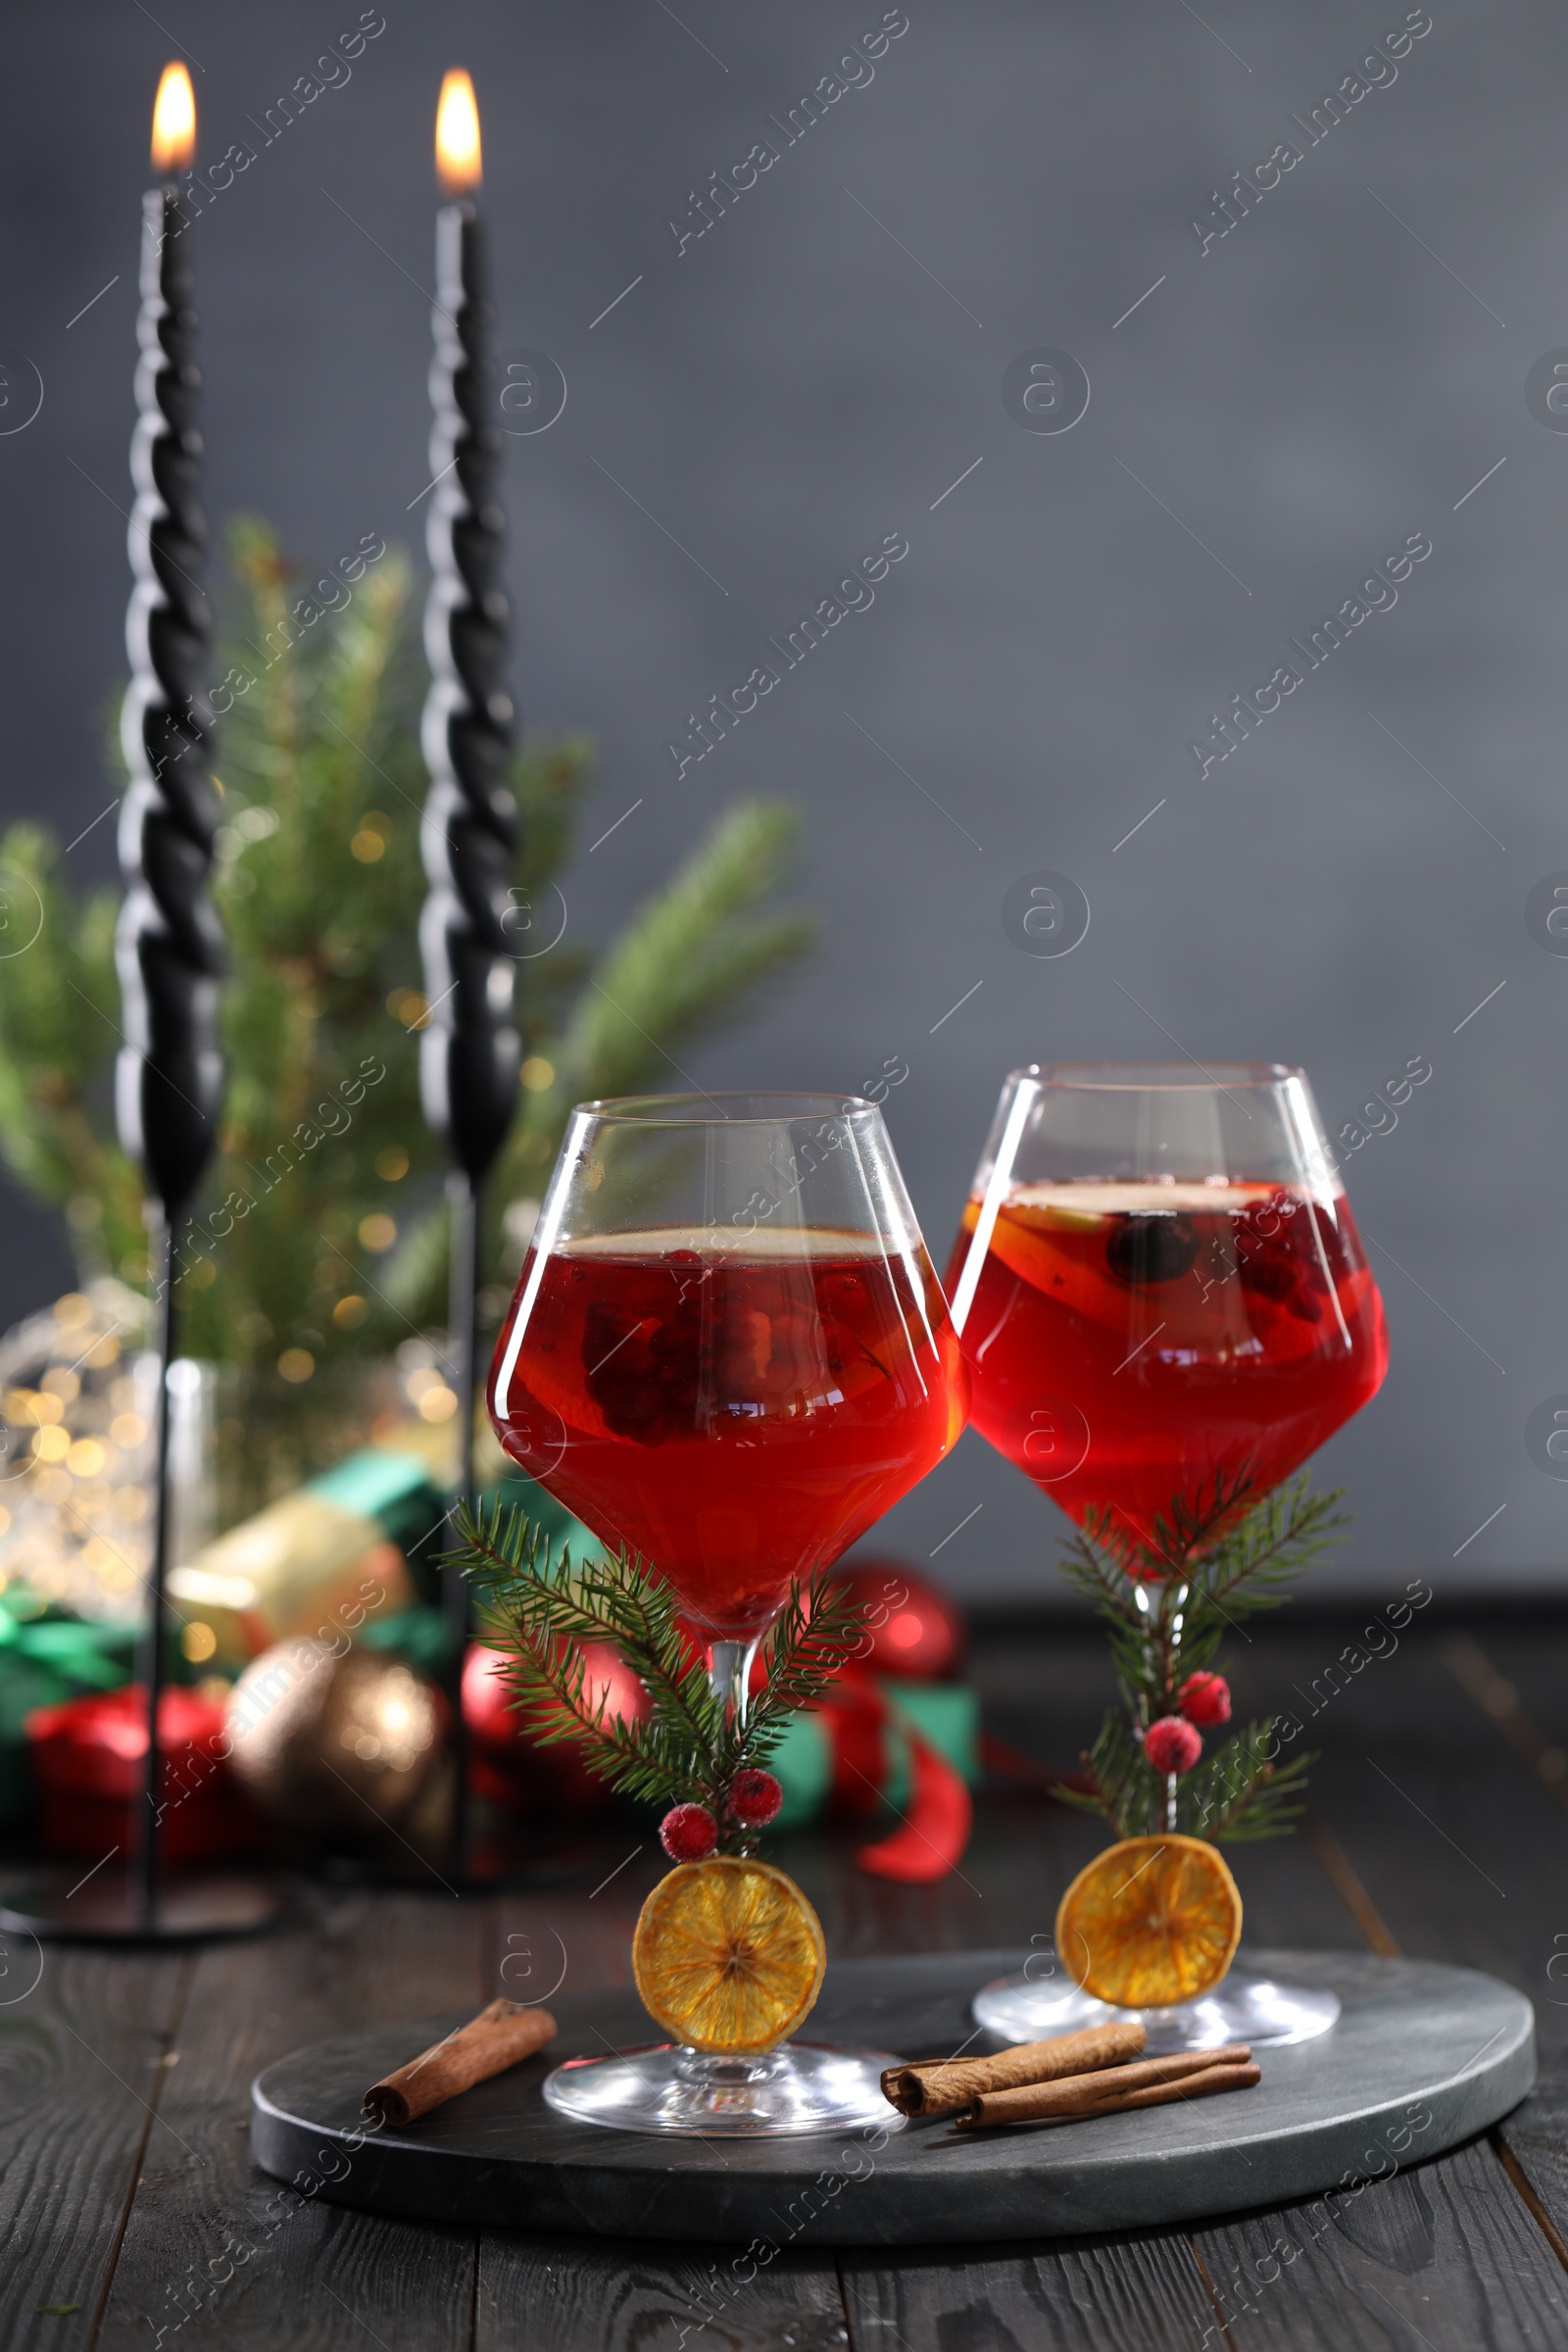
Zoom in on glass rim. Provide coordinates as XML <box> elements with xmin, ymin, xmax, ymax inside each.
<box><xmin>1007</xmin><ymin>1060</ymin><xmax>1305</xmax><ymax>1093</ymax></box>
<box><xmin>570</xmin><ymin>1089</ymin><xmax>881</xmax><ymax>1126</ymax></box>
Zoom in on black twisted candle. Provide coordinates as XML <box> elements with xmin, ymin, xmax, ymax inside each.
<box><xmin>421</xmin><ymin>80</ymin><xmax>521</xmax><ymax>1870</ymax></box>
<box><xmin>418</xmin><ymin>195</ymin><xmax>521</xmax><ymax>1196</ymax></box>
<box><xmin>117</xmin><ymin>154</ymin><xmax>222</xmax><ymax>1923</ymax></box>
<box><xmin>116</xmin><ymin>182</ymin><xmax>223</xmax><ymax>1216</ymax></box>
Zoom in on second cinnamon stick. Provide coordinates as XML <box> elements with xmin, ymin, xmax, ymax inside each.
<box><xmin>882</xmin><ymin>2020</ymin><xmax>1147</xmax><ymax>2119</ymax></box>
<box><xmin>957</xmin><ymin>2043</ymin><xmax>1256</xmax><ymax>2129</ymax></box>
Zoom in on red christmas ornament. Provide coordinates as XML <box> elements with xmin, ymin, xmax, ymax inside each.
<box><xmin>1178</xmin><ymin>1671</ymin><xmax>1232</xmax><ymax>1728</ymax></box>
<box><xmin>1144</xmin><ymin>1715</ymin><xmax>1203</xmax><ymax>1775</ymax></box>
<box><xmin>463</xmin><ymin>1638</ymin><xmax>648</xmax><ymax>1818</ymax></box>
<box><xmin>26</xmin><ymin>1685</ymin><xmax>263</xmax><ymax>1864</ymax></box>
<box><xmin>727</xmin><ymin>1767</ymin><xmax>783</xmax><ymax>1828</ymax></box>
<box><xmin>660</xmin><ymin>1801</ymin><xmax>719</xmax><ymax>1861</ymax></box>
<box><xmin>834</xmin><ymin>1557</ymin><xmax>964</xmax><ymax>1679</ymax></box>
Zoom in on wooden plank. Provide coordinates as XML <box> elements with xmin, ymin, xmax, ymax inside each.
<box><xmin>0</xmin><ymin>1941</ymin><xmax>185</xmax><ymax>2352</ymax></box>
<box><xmin>1443</xmin><ymin>1631</ymin><xmax>1568</xmax><ymax>1812</ymax></box>
<box><xmin>1235</xmin><ymin>1618</ymin><xmax>1568</xmax><ymax>2043</ymax></box>
<box><xmin>781</xmin><ymin>1800</ymin><xmax>1094</xmax><ymax>1971</ymax></box>
<box><xmin>1493</xmin><ymin>2107</ymin><xmax>1568</xmax><ymax>2275</ymax></box>
<box><xmin>477</xmin><ymin>2236</ymin><xmax>850</xmax><ymax>2352</ymax></box>
<box><xmin>839</xmin><ymin>2233</ymin><xmax>1217</xmax><ymax>2351</ymax></box>
<box><xmin>490</xmin><ymin>1865</ymin><xmax>648</xmax><ymax>2011</ymax></box>
<box><xmin>95</xmin><ymin>1885</ymin><xmax>486</xmax><ymax>2352</ymax></box>
<box><xmin>967</xmin><ymin>1617</ymin><xmax>1115</xmax><ymax>1777</ymax></box>
<box><xmin>1417</xmin><ymin>1626</ymin><xmax>1568</xmax><ymax>2270</ymax></box>
<box><xmin>1192</xmin><ymin>2133</ymin><xmax>1568</xmax><ymax>2349</ymax></box>
<box><xmin>1446</xmin><ymin>1624</ymin><xmax>1568</xmax><ymax>1784</ymax></box>
<box><xmin>1192</xmin><ymin>1620</ymin><xmax>1568</xmax><ymax>2344</ymax></box>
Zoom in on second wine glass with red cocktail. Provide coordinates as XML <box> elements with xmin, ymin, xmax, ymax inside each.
<box><xmin>947</xmin><ymin>1062</ymin><xmax>1387</xmax><ymax>2049</ymax></box>
<box><xmin>488</xmin><ymin>1090</ymin><xmax>968</xmax><ymax>2132</ymax></box>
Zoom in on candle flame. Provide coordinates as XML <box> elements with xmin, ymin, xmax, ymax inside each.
<box><xmin>151</xmin><ymin>62</ymin><xmax>196</xmax><ymax>175</ymax></box>
<box><xmin>435</xmin><ymin>69</ymin><xmax>481</xmax><ymax>195</ymax></box>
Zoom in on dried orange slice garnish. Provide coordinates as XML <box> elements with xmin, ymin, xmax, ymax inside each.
<box><xmin>632</xmin><ymin>1857</ymin><xmax>826</xmax><ymax>2054</ymax></box>
<box><xmin>1054</xmin><ymin>1835</ymin><xmax>1242</xmax><ymax>2008</ymax></box>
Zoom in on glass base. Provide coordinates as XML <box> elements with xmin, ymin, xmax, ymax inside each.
<box><xmin>972</xmin><ymin>1967</ymin><xmax>1341</xmax><ymax>2054</ymax></box>
<box><xmin>542</xmin><ymin>2040</ymin><xmax>907</xmax><ymax>2137</ymax></box>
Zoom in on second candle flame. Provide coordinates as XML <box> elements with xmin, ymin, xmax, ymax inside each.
<box><xmin>435</xmin><ymin>70</ymin><xmax>481</xmax><ymax>196</ymax></box>
<box><xmin>151</xmin><ymin>61</ymin><xmax>196</xmax><ymax>175</ymax></box>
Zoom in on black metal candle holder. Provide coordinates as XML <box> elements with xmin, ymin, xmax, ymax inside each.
<box><xmin>1</xmin><ymin>180</ymin><xmax>277</xmax><ymax>1945</ymax></box>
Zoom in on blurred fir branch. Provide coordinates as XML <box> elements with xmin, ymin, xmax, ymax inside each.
<box><xmin>0</xmin><ymin>517</ymin><xmax>815</xmax><ymax>1458</ymax></box>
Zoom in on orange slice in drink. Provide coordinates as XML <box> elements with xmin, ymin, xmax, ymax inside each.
<box><xmin>1054</xmin><ymin>1835</ymin><xmax>1243</xmax><ymax>2008</ymax></box>
<box><xmin>632</xmin><ymin>1857</ymin><xmax>826</xmax><ymax>2054</ymax></box>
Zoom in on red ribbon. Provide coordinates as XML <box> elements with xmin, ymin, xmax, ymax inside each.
<box><xmin>810</xmin><ymin>1662</ymin><xmax>973</xmax><ymax>1885</ymax></box>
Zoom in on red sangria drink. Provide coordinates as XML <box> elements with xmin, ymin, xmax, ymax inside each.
<box><xmin>492</xmin><ymin>1224</ymin><xmax>964</xmax><ymax>1637</ymax></box>
<box><xmin>947</xmin><ymin>1177</ymin><xmax>1387</xmax><ymax>1557</ymax></box>
<box><xmin>946</xmin><ymin>1064</ymin><xmax>1387</xmax><ymax>1561</ymax></box>
<box><xmin>489</xmin><ymin>1094</ymin><xmax>967</xmax><ymax>1653</ymax></box>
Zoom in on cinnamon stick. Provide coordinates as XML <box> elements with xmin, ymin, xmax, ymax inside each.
<box><xmin>881</xmin><ymin>2021</ymin><xmax>1146</xmax><ymax>2119</ymax></box>
<box><xmin>363</xmin><ymin>2000</ymin><xmax>558</xmax><ymax>2128</ymax></box>
<box><xmin>957</xmin><ymin>2044</ymin><xmax>1257</xmax><ymax>2130</ymax></box>
<box><xmin>1080</xmin><ymin>2060</ymin><xmax>1260</xmax><ymax>2118</ymax></box>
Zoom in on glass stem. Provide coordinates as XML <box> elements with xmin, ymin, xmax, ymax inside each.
<box><xmin>707</xmin><ymin>1639</ymin><xmax>760</xmax><ymax>1731</ymax></box>
<box><xmin>1163</xmin><ymin>1578</ymin><xmax>1190</xmax><ymax>1836</ymax></box>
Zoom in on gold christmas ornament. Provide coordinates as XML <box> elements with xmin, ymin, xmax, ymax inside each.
<box><xmin>224</xmin><ymin>1639</ymin><xmax>445</xmax><ymax>1833</ymax></box>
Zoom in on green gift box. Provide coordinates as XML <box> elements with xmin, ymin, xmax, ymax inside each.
<box><xmin>0</xmin><ymin>1598</ymin><xmax>136</xmax><ymax>1824</ymax></box>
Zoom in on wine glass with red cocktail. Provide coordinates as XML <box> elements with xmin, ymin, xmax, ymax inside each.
<box><xmin>946</xmin><ymin>1063</ymin><xmax>1387</xmax><ymax>2051</ymax></box>
<box><xmin>488</xmin><ymin>1091</ymin><xmax>968</xmax><ymax>2132</ymax></box>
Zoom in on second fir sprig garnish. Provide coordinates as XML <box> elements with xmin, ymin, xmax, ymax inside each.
<box><xmin>1053</xmin><ymin>1471</ymin><xmax>1348</xmax><ymax>1841</ymax></box>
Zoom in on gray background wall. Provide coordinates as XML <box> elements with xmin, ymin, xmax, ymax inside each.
<box><xmin>0</xmin><ymin>0</ymin><xmax>1561</xmax><ymax>1602</ymax></box>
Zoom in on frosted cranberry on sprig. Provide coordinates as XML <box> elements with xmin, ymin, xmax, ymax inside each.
<box><xmin>659</xmin><ymin>1802</ymin><xmax>719</xmax><ymax>1862</ymax></box>
<box><xmin>1143</xmin><ymin>1716</ymin><xmax>1203</xmax><ymax>1776</ymax></box>
<box><xmin>658</xmin><ymin>1771</ymin><xmax>784</xmax><ymax>1864</ymax></box>
<box><xmin>726</xmin><ymin>1768</ymin><xmax>783</xmax><ymax>1829</ymax></box>
<box><xmin>1178</xmin><ymin>1671</ymin><xmax>1232</xmax><ymax>1728</ymax></box>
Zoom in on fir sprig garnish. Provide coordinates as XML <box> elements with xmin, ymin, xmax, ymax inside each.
<box><xmin>450</xmin><ymin>1498</ymin><xmax>869</xmax><ymax>1853</ymax></box>
<box><xmin>1053</xmin><ymin>1472</ymin><xmax>1347</xmax><ymax>1843</ymax></box>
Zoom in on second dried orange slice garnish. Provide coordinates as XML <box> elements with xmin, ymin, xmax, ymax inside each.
<box><xmin>1055</xmin><ymin>1834</ymin><xmax>1243</xmax><ymax>2008</ymax></box>
<box><xmin>632</xmin><ymin>1857</ymin><xmax>826</xmax><ymax>2053</ymax></box>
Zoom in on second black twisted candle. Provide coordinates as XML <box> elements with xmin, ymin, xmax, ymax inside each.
<box><xmin>420</xmin><ymin>77</ymin><xmax>521</xmax><ymax>1871</ymax></box>
<box><xmin>418</xmin><ymin>193</ymin><xmax>521</xmax><ymax>1196</ymax></box>
<box><xmin>117</xmin><ymin>181</ymin><xmax>223</xmax><ymax>1218</ymax></box>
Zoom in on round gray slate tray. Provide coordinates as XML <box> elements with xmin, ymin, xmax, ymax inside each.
<box><xmin>250</xmin><ymin>1946</ymin><xmax>1534</xmax><ymax>2245</ymax></box>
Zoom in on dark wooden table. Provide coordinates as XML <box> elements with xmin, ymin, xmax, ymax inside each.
<box><xmin>6</xmin><ymin>1606</ymin><xmax>1568</xmax><ymax>2350</ymax></box>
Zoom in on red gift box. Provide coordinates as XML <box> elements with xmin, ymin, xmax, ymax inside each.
<box><xmin>26</xmin><ymin>1686</ymin><xmax>266</xmax><ymax>1864</ymax></box>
